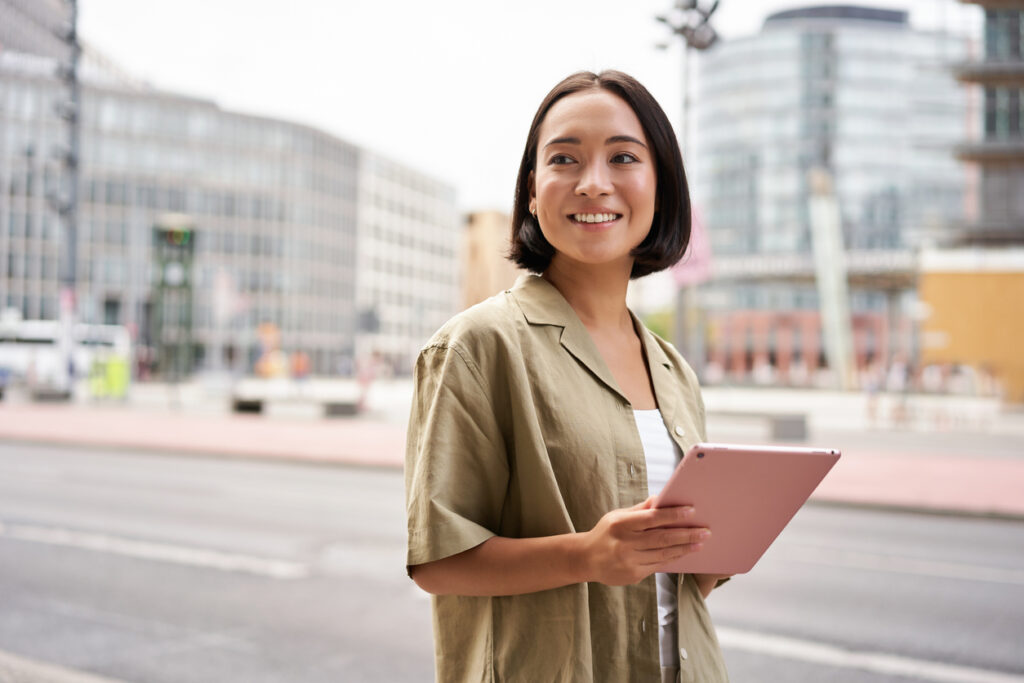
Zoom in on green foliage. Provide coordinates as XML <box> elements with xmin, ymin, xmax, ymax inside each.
<box><xmin>642</xmin><ymin>309</ymin><xmax>674</xmax><ymax>343</ymax></box>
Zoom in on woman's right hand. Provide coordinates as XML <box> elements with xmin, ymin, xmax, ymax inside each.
<box><xmin>578</xmin><ymin>498</ymin><xmax>708</xmax><ymax>586</ymax></box>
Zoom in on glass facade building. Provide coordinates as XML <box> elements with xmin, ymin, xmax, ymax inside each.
<box><xmin>0</xmin><ymin>0</ymin><xmax>459</xmax><ymax>376</ymax></box>
<box><xmin>691</xmin><ymin>5</ymin><xmax>968</xmax><ymax>383</ymax></box>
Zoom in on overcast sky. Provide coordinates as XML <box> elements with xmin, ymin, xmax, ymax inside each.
<box><xmin>78</xmin><ymin>0</ymin><xmax>980</xmax><ymax>212</ymax></box>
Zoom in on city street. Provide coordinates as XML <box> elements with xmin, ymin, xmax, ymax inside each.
<box><xmin>1</xmin><ymin>442</ymin><xmax>1022</xmax><ymax>682</ymax></box>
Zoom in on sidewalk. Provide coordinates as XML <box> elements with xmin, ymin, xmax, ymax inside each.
<box><xmin>1</xmin><ymin>381</ymin><xmax>1022</xmax><ymax>520</ymax></box>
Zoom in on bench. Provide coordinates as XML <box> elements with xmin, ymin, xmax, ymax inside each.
<box><xmin>231</xmin><ymin>396</ymin><xmax>359</xmax><ymax>418</ymax></box>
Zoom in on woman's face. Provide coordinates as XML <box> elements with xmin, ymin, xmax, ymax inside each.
<box><xmin>529</xmin><ymin>89</ymin><xmax>657</xmax><ymax>274</ymax></box>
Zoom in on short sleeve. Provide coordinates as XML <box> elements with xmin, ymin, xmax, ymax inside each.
<box><xmin>404</xmin><ymin>342</ymin><xmax>509</xmax><ymax>573</ymax></box>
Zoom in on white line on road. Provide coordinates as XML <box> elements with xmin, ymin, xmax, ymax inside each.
<box><xmin>0</xmin><ymin>648</ymin><xmax>128</xmax><ymax>683</ymax></box>
<box><xmin>0</xmin><ymin>521</ymin><xmax>309</xmax><ymax>580</ymax></box>
<box><xmin>783</xmin><ymin>545</ymin><xmax>1024</xmax><ymax>585</ymax></box>
<box><xmin>718</xmin><ymin>627</ymin><xmax>1024</xmax><ymax>683</ymax></box>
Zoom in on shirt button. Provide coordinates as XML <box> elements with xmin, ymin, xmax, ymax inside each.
<box><xmin>628</xmin><ymin>463</ymin><xmax>636</xmax><ymax>477</ymax></box>
<box><xmin>674</xmin><ymin>425</ymin><xmax>685</xmax><ymax>437</ymax></box>
<box><xmin>679</xmin><ymin>647</ymin><xmax>688</xmax><ymax>661</ymax></box>
<box><xmin>641</xmin><ymin>618</ymin><xmax>647</xmax><ymax>633</ymax></box>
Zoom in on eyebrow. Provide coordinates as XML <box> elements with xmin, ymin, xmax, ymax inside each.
<box><xmin>543</xmin><ymin>135</ymin><xmax>648</xmax><ymax>149</ymax></box>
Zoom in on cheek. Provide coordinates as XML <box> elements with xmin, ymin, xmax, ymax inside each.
<box><xmin>627</xmin><ymin>176</ymin><xmax>658</xmax><ymax>213</ymax></box>
<box><xmin>535</xmin><ymin>173</ymin><xmax>560</xmax><ymax>198</ymax></box>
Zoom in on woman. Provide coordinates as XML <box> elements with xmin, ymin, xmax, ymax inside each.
<box><xmin>405</xmin><ymin>70</ymin><xmax>730</xmax><ymax>683</ymax></box>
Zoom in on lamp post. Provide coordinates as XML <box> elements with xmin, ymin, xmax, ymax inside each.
<box><xmin>655</xmin><ymin>1</ymin><xmax>719</xmax><ymax>376</ymax></box>
<box><xmin>52</xmin><ymin>0</ymin><xmax>81</xmax><ymax>398</ymax></box>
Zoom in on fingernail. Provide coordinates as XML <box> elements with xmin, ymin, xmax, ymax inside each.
<box><xmin>691</xmin><ymin>542</ymin><xmax>704</xmax><ymax>551</ymax></box>
<box><xmin>699</xmin><ymin>530</ymin><xmax>711</xmax><ymax>540</ymax></box>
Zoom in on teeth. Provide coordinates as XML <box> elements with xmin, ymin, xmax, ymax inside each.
<box><xmin>573</xmin><ymin>213</ymin><xmax>617</xmax><ymax>223</ymax></box>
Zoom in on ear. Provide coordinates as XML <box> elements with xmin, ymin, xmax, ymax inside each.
<box><xmin>527</xmin><ymin>171</ymin><xmax>537</xmax><ymax>215</ymax></box>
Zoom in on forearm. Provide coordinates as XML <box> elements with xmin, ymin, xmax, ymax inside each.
<box><xmin>411</xmin><ymin>534</ymin><xmax>588</xmax><ymax>596</ymax></box>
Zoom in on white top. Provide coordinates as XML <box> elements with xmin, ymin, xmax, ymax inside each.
<box><xmin>633</xmin><ymin>408</ymin><xmax>681</xmax><ymax>669</ymax></box>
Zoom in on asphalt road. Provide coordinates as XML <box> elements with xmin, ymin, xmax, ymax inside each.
<box><xmin>0</xmin><ymin>441</ymin><xmax>1022</xmax><ymax>683</ymax></box>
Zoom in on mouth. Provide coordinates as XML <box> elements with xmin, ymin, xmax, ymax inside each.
<box><xmin>569</xmin><ymin>212</ymin><xmax>622</xmax><ymax>225</ymax></box>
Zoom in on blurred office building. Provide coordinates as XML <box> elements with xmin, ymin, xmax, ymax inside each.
<box><xmin>918</xmin><ymin>2</ymin><xmax>1024</xmax><ymax>401</ymax></box>
<box><xmin>0</xmin><ymin>0</ymin><xmax>459</xmax><ymax>377</ymax></box>
<box><xmin>692</xmin><ymin>5</ymin><xmax>969</xmax><ymax>387</ymax></box>
<box><xmin>461</xmin><ymin>210</ymin><xmax>521</xmax><ymax>309</ymax></box>
<box><xmin>0</xmin><ymin>0</ymin><xmax>70</xmax><ymax>60</ymax></box>
<box><xmin>354</xmin><ymin>152</ymin><xmax>460</xmax><ymax>372</ymax></box>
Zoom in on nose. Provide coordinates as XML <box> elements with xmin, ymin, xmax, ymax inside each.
<box><xmin>575</xmin><ymin>161</ymin><xmax>613</xmax><ymax>197</ymax></box>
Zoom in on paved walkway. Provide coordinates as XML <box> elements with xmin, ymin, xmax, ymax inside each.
<box><xmin>1</xmin><ymin>382</ymin><xmax>1022</xmax><ymax>519</ymax></box>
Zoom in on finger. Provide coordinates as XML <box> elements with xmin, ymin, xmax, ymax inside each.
<box><xmin>634</xmin><ymin>504</ymin><xmax>696</xmax><ymax>530</ymax></box>
<box><xmin>635</xmin><ymin>527</ymin><xmax>710</xmax><ymax>551</ymax></box>
<box><xmin>630</xmin><ymin>496</ymin><xmax>656</xmax><ymax>511</ymax></box>
<box><xmin>637</xmin><ymin>541</ymin><xmax>706</xmax><ymax>567</ymax></box>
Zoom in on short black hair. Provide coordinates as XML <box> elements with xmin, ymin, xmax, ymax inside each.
<box><xmin>509</xmin><ymin>70</ymin><xmax>691</xmax><ymax>279</ymax></box>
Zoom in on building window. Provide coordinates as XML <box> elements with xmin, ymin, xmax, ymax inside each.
<box><xmin>984</xmin><ymin>87</ymin><xmax>1024</xmax><ymax>138</ymax></box>
<box><xmin>985</xmin><ymin>10</ymin><xmax>1023</xmax><ymax>60</ymax></box>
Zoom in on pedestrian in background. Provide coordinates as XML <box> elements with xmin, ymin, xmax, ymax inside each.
<box><xmin>405</xmin><ymin>70</ymin><xmax>730</xmax><ymax>683</ymax></box>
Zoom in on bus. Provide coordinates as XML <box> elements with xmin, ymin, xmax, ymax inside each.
<box><xmin>0</xmin><ymin>314</ymin><xmax>132</xmax><ymax>399</ymax></box>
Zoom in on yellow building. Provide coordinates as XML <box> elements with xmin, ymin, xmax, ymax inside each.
<box><xmin>919</xmin><ymin>249</ymin><xmax>1024</xmax><ymax>402</ymax></box>
<box><xmin>462</xmin><ymin>211</ymin><xmax>523</xmax><ymax>309</ymax></box>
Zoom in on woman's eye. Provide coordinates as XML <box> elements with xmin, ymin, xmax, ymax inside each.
<box><xmin>612</xmin><ymin>153</ymin><xmax>639</xmax><ymax>164</ymax></box>
<box><xmin>548</xmin><ymin>154</ymin><xmax>575</xmax><ymax>165</ymax></box>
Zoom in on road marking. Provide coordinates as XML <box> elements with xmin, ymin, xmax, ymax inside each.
<box><xmin>0</xmin><ymin>521</ymin><xmax>309</xmax><ymax>580</ymax></box>
<box><xmin>783</xmin><ymin>545</ymin><xmax>1024</xmax><ymax>586</ymax></box>
<box><xmin>718</xmin><ymin>627</ymin><xmax>1024</xmax><ymax>683</ymax></box>
<box><xmin>0</xmin><ymin>648</ymin><xmax>128</xmax><ymax>683</ymax></box>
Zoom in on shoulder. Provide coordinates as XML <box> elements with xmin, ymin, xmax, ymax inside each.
<box><xmin>418</xmin><ymin>290</ymin><xmax>523</xmax><ymax>379</ymax></box>
<box><xmin>427</xmin><ymin>290</ymin><xmax>520</xmax><ymax>349</ymax></box>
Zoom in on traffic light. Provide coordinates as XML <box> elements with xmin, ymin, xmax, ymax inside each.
<box><xmin>163</xmin><ymin>228</ymin><xmax>193</xmax><ymax>248</ymax></box>
<box><xmin>150</xmin><ymin>216</ymin><xmax>197</xmax><ymax>380</ymax></box>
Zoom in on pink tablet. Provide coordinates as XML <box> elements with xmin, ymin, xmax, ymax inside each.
<box><xmin>653</xmin><ymin>442</ymin><xmax>840</xmax><ymax>575</ymax></box>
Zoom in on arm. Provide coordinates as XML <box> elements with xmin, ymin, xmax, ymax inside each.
<box><xmin>411</xmin><ymin>500</ymin><xmax>708</xmax><ymax>596</ymax></box>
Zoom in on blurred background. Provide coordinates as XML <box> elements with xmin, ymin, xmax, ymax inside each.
<box><xmin>0</xmin><ymin>1</ymin><xmax>1022</xmax><ymax>682</ymax></box>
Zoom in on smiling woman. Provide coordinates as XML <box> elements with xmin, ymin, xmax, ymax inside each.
<box><xmin>405</xmin><ymin>71</ymin><xmax>730</xmax><ymax>683</ymax></box>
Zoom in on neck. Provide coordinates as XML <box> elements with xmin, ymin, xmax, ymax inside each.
<box><xmin>542</xmin><ymin>257</ymin><xmax>634</xmax><ymax>331</ymax></box>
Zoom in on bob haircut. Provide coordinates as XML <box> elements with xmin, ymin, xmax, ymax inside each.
<box><xmin>509</xmin><ymin>70</ymin><xmax>691</xmax><ymax>279</ymax></box>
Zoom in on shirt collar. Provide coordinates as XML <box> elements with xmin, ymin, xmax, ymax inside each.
<box><xmin>510</xmin><ymin>274</ymin><xmax>676</xmax><ymax>404</ymax></box>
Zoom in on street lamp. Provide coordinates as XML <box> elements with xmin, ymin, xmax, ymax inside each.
<box><xmin>51</xmin><ymin>0</ymin><xmax>81</xmax><ymax>399</ymax></box>
<box><xmin>655</xmin><ymin>1</ymin><xmax>720</xmax><ymax>377</ymax></box>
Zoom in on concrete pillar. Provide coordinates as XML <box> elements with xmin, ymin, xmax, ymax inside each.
<box><xmin>801</xmin><ymin>312</ymin><xmax>820</xmax><ymax>379</ymax></box>
<box><xmin>708</xmin><ymin>314</ymin><xmax>727</xmax><ymax>370</ymax></box>
<box><xmin>730</xmin><ymin>313</ymin><xmax>748</xmax><ymax>379</ymax></box>
<box><xmin>752</xmin><ymin>313</ymin><xmax>771</xmax><ymax>371</ymax></box>
<box><xmin>876</xmin><ymin>313</ymin><xmax>888</xmax><ymax>369</ymax></box>
<box><xmin>853</xmin><ymin>315</ymin><xmax>868</xmax><ymax>371</ymax></box>
<box><xmin>777</xmin><ymin>317</ymin><xmax>793</xmax><ymax>383</ymax></box>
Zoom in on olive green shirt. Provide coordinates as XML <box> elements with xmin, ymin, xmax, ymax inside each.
<box><xmin>405</xmin><ymin>274</ymin><xmax>730</xmax><ymax>683</ymax></box>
